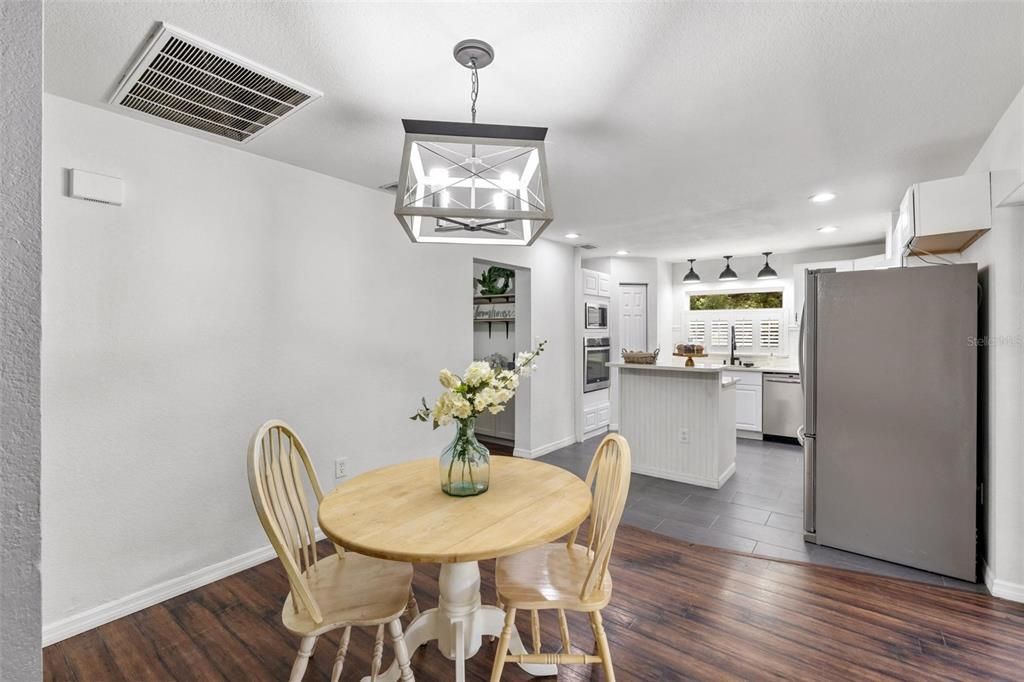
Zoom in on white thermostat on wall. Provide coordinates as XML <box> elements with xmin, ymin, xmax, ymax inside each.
<box><xmin>68</xmin><ymin>169</ymin><xmax>124</xmax><ymax>206</ymax></box>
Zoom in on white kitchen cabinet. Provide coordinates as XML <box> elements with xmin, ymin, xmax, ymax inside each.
<box><xmin>898</xmin><ymin>173</ymin><xmax>992</xmax><ymax>256</ymax></box>
<box><xmin>895</xmin><ymin>186</ymin><xmax>915</xmax><ymax>258</ymax></box>
<box><xmin>723</xmin><ymin>370</ymin><xmax>762</xmax><ymax>434</ymax></box>
<box><xmin>884</xmin><ymin>209</ymin><xmax>899</xmax><ymax>267</ymax></box>
<box><xmin>792</xmin><ymin>259</ymin><xmax>854</xmax><ymax>325</ymax></box>
<box><xmin>582</xmin><ymin>401</ymin><xmax>610</xmax><ymax>434</ymax></box>
<box><xmin>582</xmin><ymin>268</ymin><xmax>611</xmax><ymax>299</ymax></box>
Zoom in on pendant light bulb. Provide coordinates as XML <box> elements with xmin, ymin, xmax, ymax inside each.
<box><xmin>683</xmin><ymin>258</ymin><xmax>701</xmax><ymax>283</ymax></box>
<box><xmin>719</xmin><ymin>256</ymin><xmax>739</xmax><ymax>281</ymax></box>
<box><xmin>757</xmin><ymin>252</ymin><xmax>778</xmax><ymax>280</ymax></box>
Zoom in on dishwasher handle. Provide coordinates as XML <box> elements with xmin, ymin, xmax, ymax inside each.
<box><xmin>765</xmin><ymin>375</ymin><xmax>800</xmax><ymax>384</ymax></box>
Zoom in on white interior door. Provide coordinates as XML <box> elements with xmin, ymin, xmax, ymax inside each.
<box><xmin>619</xmin><ymin>284</ymin><xmax>648</xmax><ymax>351</ymax></box>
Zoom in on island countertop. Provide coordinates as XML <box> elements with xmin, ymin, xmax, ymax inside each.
<box><xmin>608</xmin><ymin>361</ymin><xmax>799</xmax><ymax>374</ymax></box>
<box><xmin>606</xmin><ymin>362</ymin><xmax>722</xmax><ymax>373</ymax></box>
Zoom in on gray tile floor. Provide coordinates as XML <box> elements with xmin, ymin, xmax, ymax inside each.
<box><xmin>540</xmin><ymin>435</ymin><xmax>986</xmax><ymax>593</ymax></box>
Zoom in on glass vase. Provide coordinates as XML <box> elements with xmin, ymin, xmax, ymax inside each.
<box><xmin>440</xmin><ymin>418</ymin><xmax>490</xmax><ymax>496</ymax></box>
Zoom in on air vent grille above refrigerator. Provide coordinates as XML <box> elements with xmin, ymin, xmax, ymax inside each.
<box><xmin>110</xmin><ymin>24</ymin><xmax>321</xmax><ymax>143</ymax></box>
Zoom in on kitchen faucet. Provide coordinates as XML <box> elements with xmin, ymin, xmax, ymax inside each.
<box><xmin>730</xmin><ymin>324</ymin><xmax>739</xmax><ymax>366</ymax></box>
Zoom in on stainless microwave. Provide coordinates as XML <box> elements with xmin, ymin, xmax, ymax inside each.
<box><xmin>584</xmin><ymin>301</ymin><xmax>608</xmax><ymax>330</ymax></box>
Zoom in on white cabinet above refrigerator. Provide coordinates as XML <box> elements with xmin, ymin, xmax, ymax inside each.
<box><xmin>896</xmin><ymin>173</ymin><xmax>992</xmax><ymax>257</ymax></box>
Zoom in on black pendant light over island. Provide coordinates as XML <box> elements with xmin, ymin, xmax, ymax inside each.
<box><xmin>719</xmin><ymin>256</ymin><xmax>738</xmax><ymax>281</ymax></box>
<box><xmin>757</xmin><ymin>252</ymin><xmax>778</xmax><ymax>280</ymax></box>
<box><xmin>682</xmin><ymin>259</ymin><xmax>701</xmax><ymax>282</ymax></box>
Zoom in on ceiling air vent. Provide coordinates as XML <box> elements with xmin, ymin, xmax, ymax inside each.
<box><xmin>579</xmin><ymin>244</ymin><xmax>599</xmax><ymax>250</ymax></box>
<box><xmin>109</xmin><ymin>23</ymin><xmax>321</xmax><ymax>143</ymax></box>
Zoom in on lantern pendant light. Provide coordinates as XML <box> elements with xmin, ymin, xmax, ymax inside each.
<box><xmin>719</xmin><ymin>256</ymin><xmax>739</xmax><ymax>281</ymax></box>
<box><xmin>393</xmin><ymin>39</ymin><xmax>553</xmax><ymax>245</ymax></box>
<box><xmin>757</xmin><ymin>252</ymin><xmax>778</xmax><ymax>280</ymax></box>
<box><xmin>682</xmin><ymin>258</ymin><xmax>701</xmax><ymax>282</ymax></box>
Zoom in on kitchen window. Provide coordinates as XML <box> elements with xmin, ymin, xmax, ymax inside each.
<box><xmin>710</xmin><ymin>320</ymin><xmax>731</xmax><ymax>348</ymax></box>
<box><xmin>687</xmin><ymin>320</ymin><xmax>706</xmax><ymax>344</ymax></box>
<box><xmin>689</xmin><ymin>291</ymin><xmax>783</xmax><ymax>310</ymax></box>
<box><xmin>734</xmin><ymin>320</ymin><xmax>754</xmax><ymax>348</ymax></box>
<box><xmin>684</xmin><ymin>288</ymin><xmax>787</xmax><ymax>355</ymax></box>
<box><xmin>760</xmin><ymin>319</ymin><xmax>781</xmax><ymax>348</ymax></box>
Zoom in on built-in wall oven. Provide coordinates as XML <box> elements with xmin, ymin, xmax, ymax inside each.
<box><xmin>584</xmin><ymin>301</ymin><xmax>608</xmax><ymax>330</ymax></box>
<box><xmin>584</xmin><ymin>337</ymin><xmax>611</xmax><ymax>392</ymax></box>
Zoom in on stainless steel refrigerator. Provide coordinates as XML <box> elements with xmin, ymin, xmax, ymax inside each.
<box><xmin>800</xmin><ymin>263</ymin><xmax>977</xmax><ymax>581</ymax></box>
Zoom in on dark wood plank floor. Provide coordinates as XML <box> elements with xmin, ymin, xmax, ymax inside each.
<box><xmin>44</xmin><ymin>525</ymin><xmax>1024</xmax><ymax>681</ymax></box>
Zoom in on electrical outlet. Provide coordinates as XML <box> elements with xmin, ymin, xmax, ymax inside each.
<box><xmin>679</xmin><ymin>428</ymin><xmax>689</xmax><ymax>444</ymax></box>
<box><xmin>334</xmin><ymin>458</ymin><xmax>348</xmax><ymax>479</ymax></box>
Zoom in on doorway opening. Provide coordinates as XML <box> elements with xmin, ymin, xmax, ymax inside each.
<box><xmin>472</xmin><ymin>259</ymin><xmax>531</xmax><ymax>456</ymax></box>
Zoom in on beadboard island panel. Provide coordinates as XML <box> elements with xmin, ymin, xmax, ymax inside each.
<box><xmin>609</xmin><ymin>363</ymin><xmax>736</xmax><ymax>488</ymax></box>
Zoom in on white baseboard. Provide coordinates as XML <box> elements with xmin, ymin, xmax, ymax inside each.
<box><xmin>984</xmin><ymin>560</ymin><xmax>1024</xmax><ymax>603</ymax></box>
<box><xmin>42</xmin><ymin>530</ymin><xmax>325</xmax><ymax>646</ymax></box>
<box><xmin>718</xmin><ymin>462</ymin><xmax>736</xmax><ymax>487</ymax></box>
<box><xmin>513</xmin><ymin>434</ymin><xmax>575</xmax><ymax>459</ymax></box>
<box><xmin>631</xmin><ymin>464</ymin><xmax>723</xmax><ymax>490</ymax></box>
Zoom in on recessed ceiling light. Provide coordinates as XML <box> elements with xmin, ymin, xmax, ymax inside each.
<box><xmin>565</xmin><ymin>232</ymin><xmax>580</xmax><ymax>239</ymax></box>
<box><xmin>810</xmin><ymin>192</ymin><xmax>836</xmax><ymax>204</ymax></box>
<box><xmin>616</xmin><ymin>250</ymin><xmax>630</xmax><ymax>256</ymax></box>
<box><xmin>817</xmin><ymin>225</ymin><xmax>839</xmax><ymax>233</ymax></box>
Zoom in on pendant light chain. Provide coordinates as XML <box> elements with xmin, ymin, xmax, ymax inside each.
<box><xmin>469</xmin><ymin>58</ymin><xmax>479</xmax><ymax>123</ymax></box>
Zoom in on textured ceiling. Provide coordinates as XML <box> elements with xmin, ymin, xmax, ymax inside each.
<box><xmin>44</xmin><ymin>1</ymin><xmax>1024</xmax><ymax>260</ymax></box>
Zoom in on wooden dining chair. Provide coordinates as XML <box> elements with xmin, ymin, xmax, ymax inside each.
<box><xmin>490</xmin><ymin>433</ymin><xmax>631</xmax><ymax>682</ymax></box>
<box><xmin>247</xmin><ymin>419</ymin><xmax>417</xmax><ymax>681</ymax></box>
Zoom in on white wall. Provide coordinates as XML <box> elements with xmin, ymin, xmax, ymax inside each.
<box><xmin>41</xmin><ymin>94</ymin><xmax>576</xmax><ymax>639</ymax></box>
<box><xmin>657</xmin><ymin>260</ymin><xmax>674</xmax><ymax>354</ymax></box>
<box><xmin>962</xmin><ymin>86</ymin><xmax>1024</xmax><ymax>601</ymax></box>
<box><xmin>0</xmin><ymin>2</ymin><xmax>43</xmax><ymax>677</ymax></box>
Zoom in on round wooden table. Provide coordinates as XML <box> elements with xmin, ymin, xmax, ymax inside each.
<box><xmin>318</xmin><ymin>456</ymin><xmax>592</xmax><ymax>682</ymax></box>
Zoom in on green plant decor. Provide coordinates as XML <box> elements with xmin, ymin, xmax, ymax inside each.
<box><xmin>475</xmin><ymin>266</ymin><xmax>515</xmax><ymax>296</ymax></box>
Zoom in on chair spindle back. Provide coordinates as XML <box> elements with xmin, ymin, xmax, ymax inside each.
<box><xmin>247</xmin><ymin>419</ymin><xmax>331</xmax><ymax>624</ymax></box>
<box><xmin>569</xmin><ymin>433</ymin><xmax>632</xmax><ymax>600</ymax></box>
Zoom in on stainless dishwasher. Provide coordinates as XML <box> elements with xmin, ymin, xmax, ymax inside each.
<box><xmin>762</xmin><ymin>372</ymin><xmax>803</xmax><ymax>441</ymax></box>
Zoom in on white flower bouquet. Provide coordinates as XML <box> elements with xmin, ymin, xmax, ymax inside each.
<box><xmin>411</xmin><ymin>341</ymin><xmax>546</xmax><ymax>429</ymax></box>
<box><xmin>411</xmin><ymin>341</ymin><xmax>546</xmax><ymax>496</ymax></box>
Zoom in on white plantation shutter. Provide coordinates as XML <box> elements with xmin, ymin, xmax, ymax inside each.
<box><xmin>734</xmin><ymin>320</ymin><xmax>754</xmax><ymax>348</ymax></box>
<box><xmin>710</xmin><ymin>320</ymin><xmax>730</xmax><ymax>348</ymax></box>
<box><xmin>687</xmin><ymin>320</ymin><xmax>706</xmax><ymax>345</ymax></box>
<box><xmin>759</xmin><ymin>319</ymin><xmax>781</xmax><ymax>349</ymax></box>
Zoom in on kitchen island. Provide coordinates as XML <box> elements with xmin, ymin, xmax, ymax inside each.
<box><xmin>608</xmin><ymin>362</ymin><xmax>736</xmax><ymax>488</ymax></box>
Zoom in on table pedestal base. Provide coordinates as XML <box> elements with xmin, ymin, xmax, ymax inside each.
<box><xmin>362</xmin><ymin>561</ymin><xmax>556</xmax><ymax>682</ymax></box>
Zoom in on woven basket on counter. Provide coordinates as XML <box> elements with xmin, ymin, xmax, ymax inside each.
<box><xmin>621</xmin><ymin>348</ymin><xmax>659</xmax><ymax>364</ymax></box>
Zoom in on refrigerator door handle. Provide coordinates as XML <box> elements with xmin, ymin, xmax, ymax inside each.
<box><xmin>803</xmin><ymin>435</ymin><xmax>816</xmax><ymax>535</ymax></box>
<box><xmin>798</xmin><ymin>304</ymin><xmax>806</xmax><ymax>398</ymax></box>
